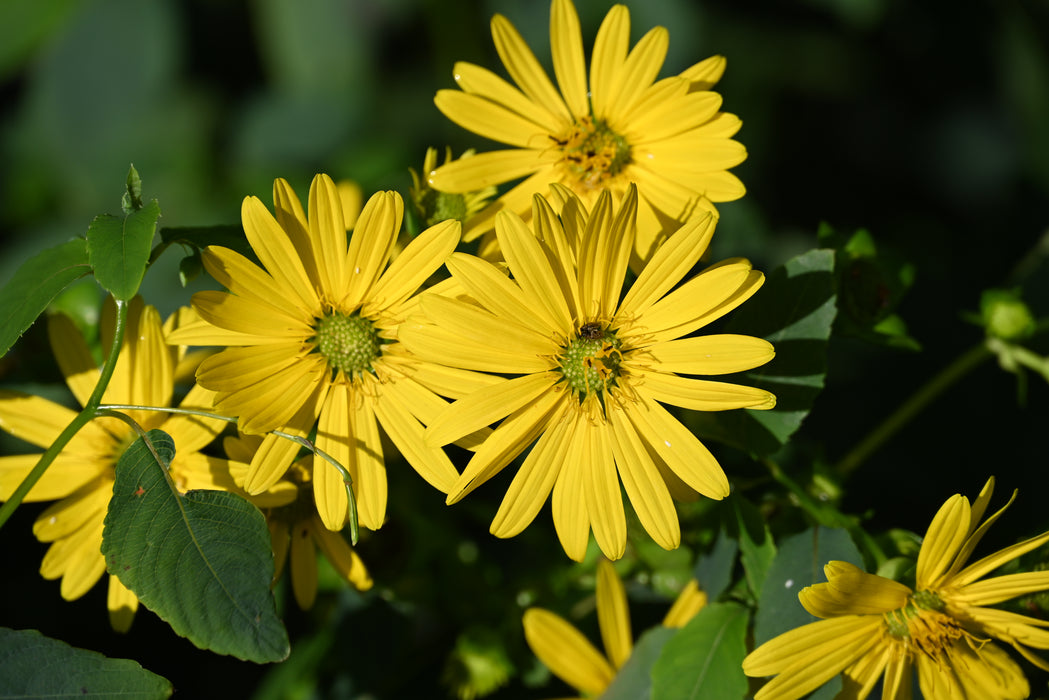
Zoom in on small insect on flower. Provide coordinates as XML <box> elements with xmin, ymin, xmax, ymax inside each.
<box><xmin>579</xmin><ymin>322</ymin><xmax>604</xmax><ymax>340</ymax></box>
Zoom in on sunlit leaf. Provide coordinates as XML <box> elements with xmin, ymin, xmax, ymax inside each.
<box><xmin>651</xmin><ymin>602</ymin><xmax>749</xmax><ymax>700</ymax></box>
<box><xmin>692</xmin><ymin>528</ymin><xmax>738</xmax><ymax>602</ymax></box>
<box><xmin>0</xmin><ymin>627</ymin><xmax>171</xmax><ymax>699</ymax></box>
<box><xmin>754</xmin><ymin>526</ymin><xmax>863</xmax><ymax>645</ymax></box>
<box><xmin>0</xmin><ymin>237</ymin><xmax>90</xmax><ymax>358</ymax></box>
<box><xmin>86</xmin><ymin>199</ymin><xmax>160</xmax><ymax>301</ymax></box>
<box><xmin>101</xmin><ymin>430</ymin><xmax>289</xmax><ymax>663</ymax></box>
<box><xmin>730</xmin><ymin>495</ymin><xmax>776</xmax><ymax>600</ymax></box>
<box><xmin>688</xmin><ymin>248</ymin><xmax>837</xmax><ymax>456</ymax></box>
<box><xmin>600</xmin><ymin>626</ymin><xmax>676</xmax><ymax>700</ymax></box>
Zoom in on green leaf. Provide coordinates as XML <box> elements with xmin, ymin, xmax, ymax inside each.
<box><xmin>754</xmin><ymin>527</ymin><xmax>864</xmax><ymax>646</ymax></box>
<box><xmin>730</xmin><ymin>495</ymin><xmax>776</xmax><ymax>600</ymax></box>
<box><xmin>688</xmin><ymin>248</ymin><xmax>837</xmax><ymax>456</ymax></box>
<box><xmin>651</xmin><ymin>602</ymin><xmax>749</xmax><ymax>700</ymax></box>
<box><xmin>0</xmin><ymin>238</ymin><xmax>90</xmax><ymax>358</ymax></box>
<box><xmin>86</xmin><ymin>198</ymin><xmax>160</xmax><ymax>300</ymax></box>
<box><xmin>692</xmin><ymin>528</ymin><xmax>738</xmax><ymax>601</ymax></box>
<box><xmin>600</xmin><ymin>626</ymin><xmax>676</xmax><ymax>700</ymax></box>
<box><xmin>101</xmin><ymin>430</ymin><xmax>290</xmax><ymax>663</ymax></box>
<box><xmin>0</xmin><ymin>627</ymin><xmax>171</xmax><ymax>699</ymax></box>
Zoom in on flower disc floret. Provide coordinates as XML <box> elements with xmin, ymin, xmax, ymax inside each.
<box><xmin>314</xmin><ymin>312</ymin><xmax>381</xmax><ymax>377</ymax></box>
<box><xmin>559</xmin><ymin>327</ymin><xmax>623</xmax><ymax>397</ymax></box>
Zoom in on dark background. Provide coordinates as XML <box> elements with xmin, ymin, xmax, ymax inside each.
<box><xmin>1</xmin><ymin>0</ymin><xmax>1047</xmax><ymax>697</ymax></box>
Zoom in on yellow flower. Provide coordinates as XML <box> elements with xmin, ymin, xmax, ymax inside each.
<box><xmin>224</xmin><ymin>434</ymin><xmax>372</xmax><ymax>610</ymax></box>
<box><xmin>743</xmin><ymin>477</ymin><xmax>1049</xmax><ymax>700</ymax></box>
<box><xmin>0</xmin><ymin>299</ymin><xmax>229</xmax><ymax>631</ymax></box>
<box><xmin>429</xmin><ymin>0</ymin><xmax>745</xmax><ymax>265</ymax></box>
<box><xmin>401</xmin><ymin>185</ymin><xmax>774</xmax><ymax>561</ymax></box>
<box><xmin>167</xmin><ymin>174</ymin><xmax>477</xmax><ymax>533</ymax></box>
<box><xmin>410</xmin><ymin>147</ymin><xmax>497</xmax><ymax>231</ymax></box>
<box><xmin>523</xmin><ymin>559</ymin><xmax>706</xmax><ymax>698</ymax></box>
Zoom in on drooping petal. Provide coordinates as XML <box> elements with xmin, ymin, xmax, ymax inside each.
<box><xmin>523</xmin><ymin>608</ymin><xmax>614</xmax><ymax>696</ymax></box>
<box><xmin>48</xmin><ymin>312</ymin><xmax>98</xmax><ymax>408</ymax></box>
<box><xmin>290</xmin><ymin>518</ymin><xmax>318</xmax><ymax>609</ymax></box>
<box><xmin>312</xmin><ymin>515</ymin><xmax>372</xmax><ymax>590</ymax></box>
<box><xmin>107</xmin><ymin>575</ymin><xmax>139</xmax><ymax>633</ymax></box>
<box><xmin>596</xmin><ymin>559</ymin><xmax>632</xmax><ymax>670</ymax></box>
<box><xmin>799</xmin><ymin>561</ymin><xmax>912</xmax><ymax>618</ymax></box>
<box><xmin>32</xmin><ymin>481</ymin><xmax>109</xmax><ymax>542</ymax></box>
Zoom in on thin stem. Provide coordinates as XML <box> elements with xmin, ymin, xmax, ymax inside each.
<box><xmin>835</xmin><ymin>341</ymin><xmax>993</xmax><ymax>478</ymax></box>
<box><xmin>0</xmin><ymin>299</ymin><xmax>129</xmax><ymax>531</ymax></box>
<box><xmin>98</xmin><ymin>403</ymin><xmax>360</xmax><ymax>545</ymax></box>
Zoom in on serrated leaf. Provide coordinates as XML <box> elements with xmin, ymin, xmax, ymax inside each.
<box><xmin>0</xmin><ymin>238</ymin><xmax>90</xmax><ymax>358</ymax></box>
<box><xmin>754</xmin><ymin>527</ymin><xmax>864</xmax><ymax>646</ymax></box>
<box><xmin>688</xmin><ymin>249</ymin><xmax>837</xmax><ymax>456</ymax></box>
<box><xmin>731</xmin><ymin>495</ymin><xmax>776</xmax><ymax>600</ymax></box>
<box><xmin>86</xmin><ymin>198</ymin><xmax>160</xmax><ymax>300</ymax></box>
<box><xmin>651</xmin><ymin>602</ymin><xmax>749</xmax><ymax>700</ymax></box>
<box><xmin>101</xmin><ymin>430</ymin><xmax>289</xmax><ymax>663</ymax></box>
<box><xmin>692</xmin><ymin>528</ymin><xmax>738</xmax><ymax>601</ymax></box>
<box><xmin>0</xmin><ymin>627</ymin><xmax>171</xmax><ymax>699</ymax></box>
<box><xmin>599</xmin><ymin>626</ymin><xmax>676</xmax><ymax>700</ymax></box>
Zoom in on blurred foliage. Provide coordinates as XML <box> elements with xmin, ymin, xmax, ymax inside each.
<box><xmin>1</xmin><ymin>0</ymin><xmax>1048</xmax><ymax>698</ymax></box>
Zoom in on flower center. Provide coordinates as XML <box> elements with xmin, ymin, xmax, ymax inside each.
<box><xmin>314</xmin><ymin>312</ymin><xmax>381</xmax><ymax>377</ymax></box>
<box><xmin>416</xmin><ymin>189</ymin><xmax>469</xmax><ymax>227</ymax></box>
<box><xmin>555</xmin><ymin>116</ymin><xmax>631</xmax><ymax>191</ymax></box>
<box><xmin>559</xmin><ymin>322</ymin><xmax>623</xmax><ymax>398</ymax></box>
<box><xmin>883</xmin><ymin>592</ymin><xmax>967</xmax><ymax>661</ymax></box>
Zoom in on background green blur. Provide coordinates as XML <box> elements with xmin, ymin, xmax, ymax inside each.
<box><xmin>1</xmin><ymin>0</ymin><xmax>1048</xmax><ymax>698</ymax></box>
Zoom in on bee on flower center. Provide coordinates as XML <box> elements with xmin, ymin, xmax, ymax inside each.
<box><xmin>579</xmin><ymin>322</ymin><xmax>604</xmax><ymax>340</ymax></box>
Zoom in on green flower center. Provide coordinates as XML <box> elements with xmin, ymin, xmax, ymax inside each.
<box><xmin>556</xmin><ymin>116</ymin><xmax>631</xmax><ymax>190</ymax></box>
<box><xmin>314</xmin><ymin>312</ymin><xmax>381</xmax><ymax>376</ymax></box>
<box><xmin>415</xmin><ymin>189</ymin><xmax>469</xmax><ymax>227</ymax></box>
<box><xmin>559</xmin><ymin>323</ymin><xmax>623</xmax><ymax>397</ymax></box>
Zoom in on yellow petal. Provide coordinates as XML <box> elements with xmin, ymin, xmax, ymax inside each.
<box><xmin>312</xmin><ymin>514</ymin><xmax>372</xmax><ymax>591</ymax></box>
<box><xmin>272</xmin><ymin>177</ymin><xmax>319</xmax><ymax>282</ymax></box>
<box><xmin>430</xmin><ymin>148</ymin><xmax>551</xmax><ymax>193</ymax></box>
<box><xmin>630</xmin><ymin>91</ymin><xmax>723</xmax><ymax>143</ymax></box>
<box><xmin>585</xmin><ymin>419</ymin><xmax>626</xmax><ymax>561</ymax></box>
<box><xmin>164</xmin><ymin>383</ymin><xmax>226</xmax><ymax>454</ymax></box>
<box><xmin>42</xmin><ymin>519</ymin><xmax>106</xmax><ymax>601</ymax></box>
<box><xmin>552</xmin><ymin>412</ymin><xmax>591</xmax><ymax>562</ymax></box>
<box><xmin>799</xmin><ymin>561</ymin><xmax>911</xmax><ymax>617</ymax></box>
<box><xmin>447</xmin><ymin>387</ymin><xmax>565</xmax><ymax>503</ymax></box>
<box><xmin>576</xmin><ymin>191</ymin><xmax>616</xmax><ymax>319</ymax></box>
<box><xmin>605</xmin><ymin>26</ymin><xmax>668</xmax><ymax>119</ymax></box>
<box><xmin>641</xmin><ymin>138</ymin><xmax>748</xmax><ymax>173</ymax></box>
<box><xmin>373</xmin><ymin>383</ymin><xmax>459</xmax><ymax>494</ymax></box>
<box><xmin>241</xmin><ymin>195</ymin><xmax>320</xmax><ymax>311</ymax></box>
<box><xmin>347</xmin><ymin>387</ymin><xmax>386</xmax><ymax>531</ymax></box>
<box><xmin>340</xmin><ymin>190</ymin><xmax>401</xmax><ymax>311</ymax></box>
<box><xmin>943</xmin><ymin>481</ymin><xmax>1013</xmax><ymax>581</ymax></box>
<box><xmin>490</xmin><ymin>12</ymin><xmax>571</xmax><ymax>122</ymax></box>
<box><xmin>962</xmin><ymin>605</ymin><xmax>1049</xmax><ymax>649</ymax></box>
<box><xmin>679</xmin><ymin>55</ymin><xmax>726</xmax><ymax>90</ymax></box>
<box><xmin>196</xmin><ymin>343</ymin><xmax>312</xmax><ymax>394</ymax></box>
<box><xmin>0</xmin><ymin>454</ymin><xmax>102</xmax><ymax>502</ymax></box>
<box><xmin>107</xmin><ymin>575</ymin><xmax>139</xmax><ymax>633</ymax></box>
<box><xmin>165</xmin><ymin>314</ymin><xmax>278</xmax><ymax>347</ymax></box>
<box><xmin>307</xmin><ymin>173</ymin><xmax>349</xmax><ymax>296</ymax></box>
<box><xmin>462</xmin><ymin>169</ymin><xmax>556</xmax><ymax>242</ymax></box>
<box><xmin>400</xmin><ymin>318</ymin><xmax>547</xmax><ymax>374</ymax></box>
<box><xmin>550</xmin><ymin>0</ymin><xmax>587</xmax><ymax>117</ymax></box>
<box><xmin>663</xmin><ymin>580</ymin><xmax>707</xmax><ymax>629</ymax></box>
<box><xmin>420</xmin><ymin>293</ymin><xmax>559</xmax><ymax>364</ymax></box>
<box><xmin>495</xmin><ymin>210</ymin><xmax>576</xmax><ymax>337</ymax></box>
<box><xmin>428</xmin><ymin>372</ymin><xmax>559</xmax><ymax>448</ymax></box>
<box><xmin>32</xmin><ymin>481</ymin><xmax>109</xmax><ymax>542</ymax></box>
<box><xmin>214</xmin><ymin>357</ymin><xmax>328</xmax><ymax>436</ymax></box>
<box><xmin>624</xmin><ymin>395</ymin><xmax>729</xmax><ymax>499</ymax></box>
<box><xmin>523</xmin><ymin>608</ymin><xmax>614</xmax><ymax>696</ymax></box>
<box><xmin>290</xmin><ymin>518</ymin><xmax>318</xmax><ymax>609</ymax></box>
<box><xmin>615</xmin><ymin>212</ymin><xmax>715</xmax><ymax>322</ymax></box>
<box><xmin>365</xmin><ymin>219</ymin><xmax>459</xmax><ymax>317</ymax></box>
<box><xmin>434</xmin><ymin>90</ymin><xmax>552</xmax><ymax>147</ymax></box>
<box><xmin>607</xmin><ymin>403</ymin><xmax>679</xmax><ymax>550</ymax></box>
<box><xmin>490</xmin><ymin>400</ymin><xmax>571</xmax><ymax>538</ymax></box>
<box><xmin>245</xmin><ymin>400</ymin><xmax>319</xmax><ymax>493</ymax></box>
<box><xmin>643</xmin><ymin>334</ymin><xmax>775</xmax><ymax>375</ymax></box>
<box><xmin>588</xmin><ymin>4</ymin><xmax>629</xmax><ymax>119</ymax></box>
<box><xmin>596</xmin><ymin>559</ymin><xmax>632</xmax><ymax>669</ymax></box>
<box><xmin>916</xmin><ymin>493</ymin><xmax>972</xmax><ymax>589</ymax></box>
<box><xmin>633</xmin><ymin>372</ymin><xmax>776</xmax><ymax>411</ymax></box>
<box><xmin>201</xmin><ymin>246</ymin><xmax>311</xmax><ymax>320</ymax></box>
<box><xmin>48</xmin><ymin>312</ymin><xmax>97</xmax><ymax>408</ymax></box>
<box><xmin>445</xmin><ymin>252</ymin><xmax>557</xmax><ymax>337</ymax></box>
<box><xmin>315</xmin><ymin>381</ymin><xmax>352</xmax><ymax>531</ymax></box>
<box><xmin>453</xmin><ymin>61</ymin><xmax>562</xmax><ymax>133</ymax></box>
<box><xmin>0</xmin><ymin>392</ymin><xmax>79</xmax><ymax>450</ymax></box>
<box><xmin>954</xmin><ymin>570</ymin><xmax>1049</xmax><ymax>606</ymax></box>
<box><xmin>192</xmin><ymin>289</ymin><xmax>313</xmax><ymax>340</ymax></box>
<box><xmin>381</xmin><ymin>349</ymin><xmax>504</xmax><ymax>401</ymax></box>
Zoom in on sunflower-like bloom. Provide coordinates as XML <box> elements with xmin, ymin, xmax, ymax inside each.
<box><xmin>167</xmin><ymin>174</ymin><xmax>490</xmax><ymax>533</ymax></box>
<box><xmin>743</xmin><ymin>477</ymin><xmax>1049</xmax><ymax>700</ymax></box>
<box><xmin>523</xmin><ymin>559</ymin><xmax>707</xmax><ymax>697</ymax></box>
<box><xmin>401</xmin><ymin>185</ymin><xmax>775</xmax><ymax>561</ymax></box>
<box><xmin>0</xmin><ymin>299</ymin><xmax>229</xmax><ymax>631</ymax></box>
<box><xmin>410</xmin><ymin>147</ymin><xmax>497</xmax><ymax>232</ymax></box>
<box><xmin>225</xmin><ymin>435</ymin><xmax>372</xmax><ymax>610</ymax></box>
<box><xmin>429</xmin><ymin>0</ymin><xmax>745</xmax><ymax>265</ymax></box>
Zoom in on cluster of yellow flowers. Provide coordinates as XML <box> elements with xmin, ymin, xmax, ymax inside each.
<box><xmin>1</xmin><ymin>1</ymin><xmax>1048</xmax><ymax>698</ymax></box>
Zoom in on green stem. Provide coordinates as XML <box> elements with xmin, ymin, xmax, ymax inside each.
<box><xmin>97</xmin><ymin>403</ymin><xmax>359</xmax><ymax>545</ymax></box>
<box><xmin>0</xmin><ymin>299</ymin><xmax>129</xmax><ymax>531</ymax></box>
<box><xmin>835</xmin><ymin>341</ymin><xmax>993</xmax><ymax>478</ymax></box>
